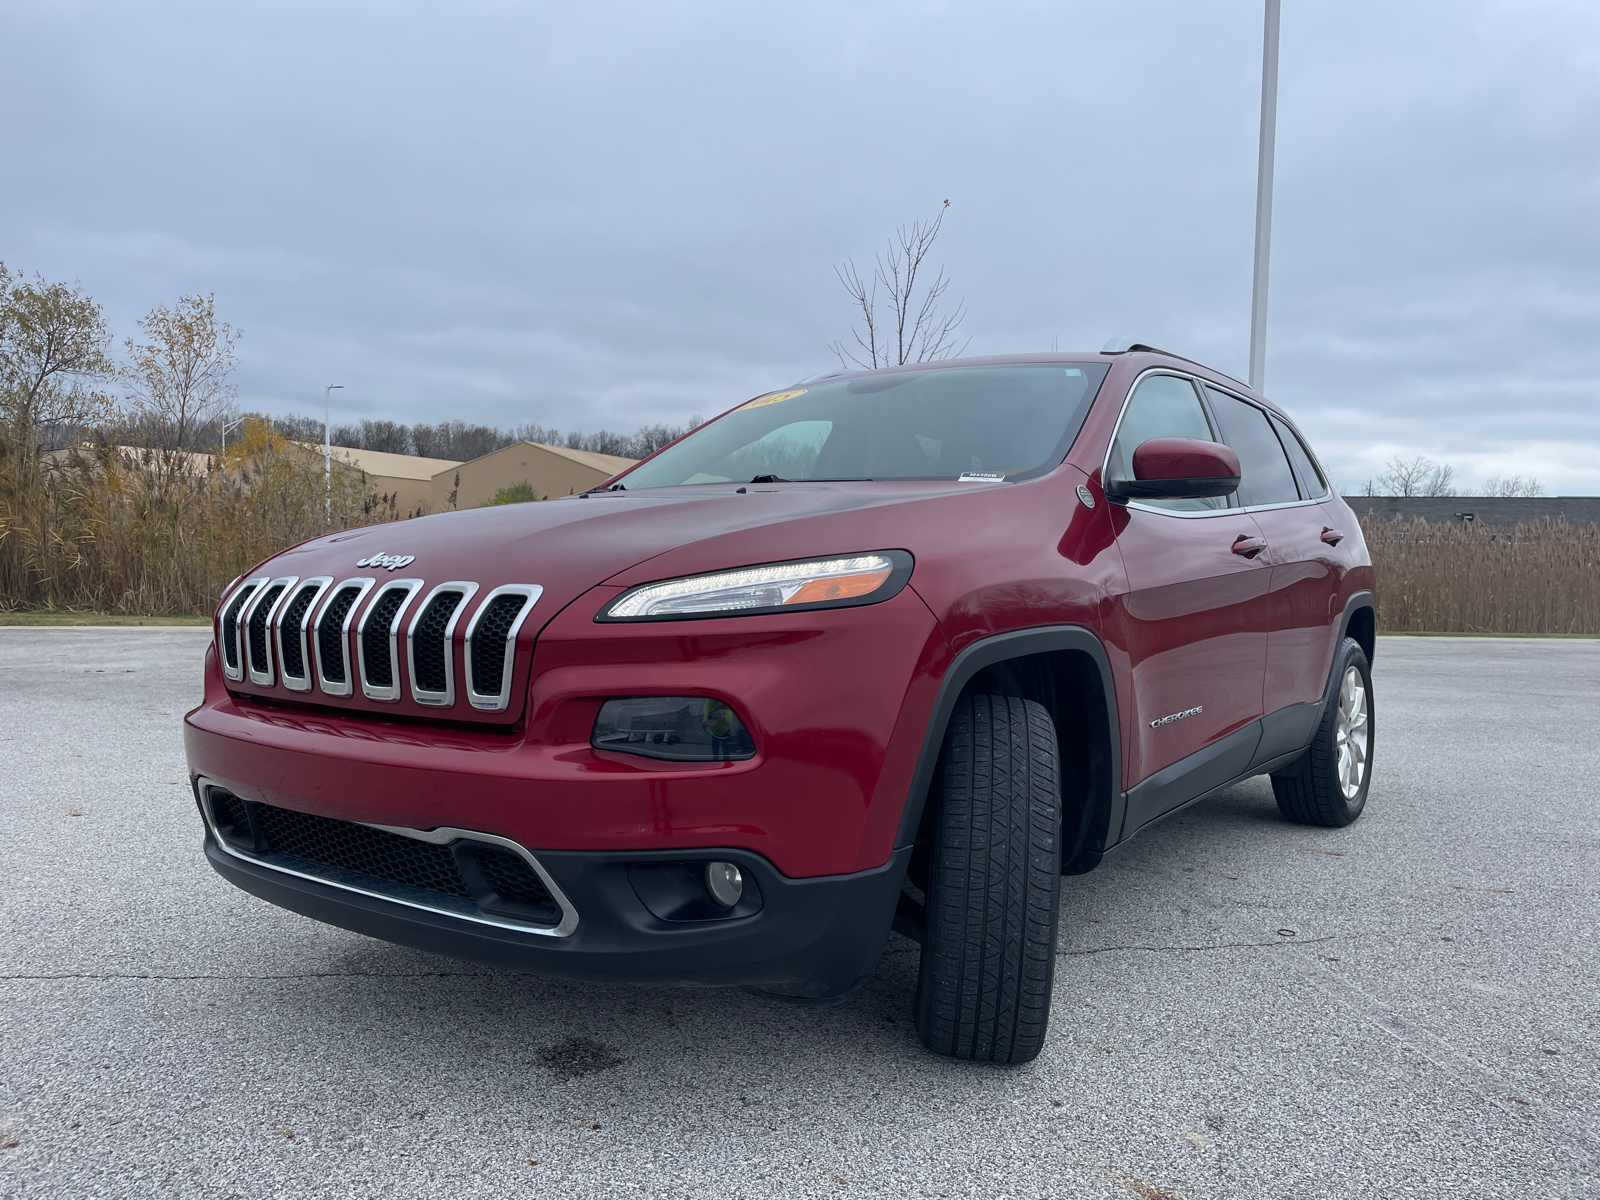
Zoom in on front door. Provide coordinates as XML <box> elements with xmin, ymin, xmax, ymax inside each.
<box><xmin>1105</xmin><ymin>373</ymin><xmax>1272</xmax><ymax>831</ymax></box>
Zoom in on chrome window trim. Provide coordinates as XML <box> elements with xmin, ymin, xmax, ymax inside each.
<box><xmin>244</xmin><ymin>576</ymin><xmax>299</xmax><ymax>688</ymax></box>
<box><xmin>197</xmin><ymin>778</ymin><xmax>579</xmax><ymax>938</ymax></box>
<box><xmin>356</xmin><ymin>577</ymin><xmax>423</xmax><ymax>702</ymax></box>
<box><xmin>275</xmin><ymin>576</ymin><xmax>334</xmax><ymax>693</ymax></box>
<box><xmin>313</xmin><ymin>576</ymin><xmax>377</xmax><ymax>697</ymax></box>
<box><xmin>220</xmin><ymin>576</ymin><xmax>268</xmax><ymax>682</ymax></box>
<box><xmin>1101</xmin><ymin>367</ymin><xmax>1324</xmax><ymax>520</ymax></box>
<box><xmin>406</xmin><ymin>580</ymin><xmax>480</xmax><ymax>708</ymax></box>
<box><xmin>463</xmin><ymin>584</ymin><xmax>543</xmax><ymax>711</ymax></box>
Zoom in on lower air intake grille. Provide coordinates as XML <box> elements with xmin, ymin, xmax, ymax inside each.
<box><xmin>411</xmin><ymin>590</ymin><xmax>464</xmax><ymax>694</ymax></box>
<box><xmin>470</xmin><ymin>594</ymin><xmax>528</xmax><ymax>697</ymax></box>
<box><xmin>277</xmin><ymin>584</ymin><xmax>321</xmax><ymax>680</ymax></box>
<box><xmin>254</xmin><ymin>802</ymin><xmax>472</xmax><ymax>897</ymax></box>
<box><xmin>205</xmin><ymin>790</ymin><xmax>563</xmax><ymax>929</ymax></box>
<box><xmin>318</xmin><ymin>586</ymin><xmax>363</xmax><ymax>683</ymax></box>
<box><xmin>362</xmin><ymin>589</ymin><xmax>409</xmax><ymax>689</ymax></box>
<box><xmin>247</xmin><ymin>583</ymin><xmax>285</xmax><ymax>674</ymax></box>
<box><xmin>220</xmin><ymin>583</ymin><xmax>257</xmax><ymax>673</ymax></box>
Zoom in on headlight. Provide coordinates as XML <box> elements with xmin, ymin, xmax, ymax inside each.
<box><xmin>598</xmin><ymin>551</ymin><xmax>912</xmax><ymax>621</ymax></box>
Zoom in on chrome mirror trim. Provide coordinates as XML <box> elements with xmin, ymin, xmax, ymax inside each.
<box><xmin>220</xmin><ymin>576</ymin><xmax>268</xmax><ymax>683</ymax></box>
<box><xmin>313</xmin><ymin>576</ymin><xmax>377</xmax><ymax>698</ymax></box>
<box><xmin>406</xmin><ymin>580</ymin><xmax>479</xmax><ymax>708</ymax></box>
<box><xmin>244</xmin><ymin>576</ymin><xmax>298</xmax><ymax>688</ymax></box>
<box><xmin>356</xmin><ymin>578</ymin><xmax>423</xmax><ymax>702</ymax></box>
<box><xmin>463</xmin><ymin>584</ymin><xmax>543</xmax><ymax>712</ymax></box>
<box><xmin>275</xmin><ymin>576</ymin><xmax>333</xmax><ymax>693</ymax></box>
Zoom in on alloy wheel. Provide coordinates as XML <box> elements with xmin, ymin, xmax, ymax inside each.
<box><xmin>1335</xmin><ymin>665</ymin><xmax>1369</xmax><ymax>801</ymax></box>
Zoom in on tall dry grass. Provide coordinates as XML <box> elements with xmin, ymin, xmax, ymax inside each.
<box><xmin>0</xmin><ymin>420</ymin><xmax>391</xmax><ymax>615</ymax></box>
<box><xmin>1362</xmin><ymin>515</ymin><xmax>1600</xmax><ymax>634</ymax></box>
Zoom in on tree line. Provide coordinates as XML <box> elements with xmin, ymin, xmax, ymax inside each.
<box><xmin>260</xmin><ymin>413</ymin><xmax>700</xmax><ymax>464</ymax></box>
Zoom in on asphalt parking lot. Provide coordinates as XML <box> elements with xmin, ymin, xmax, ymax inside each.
<box><xmin>1</xmin><ymin>629</ymin><xmax>1596</xmax><ymax>1199</ymax></box>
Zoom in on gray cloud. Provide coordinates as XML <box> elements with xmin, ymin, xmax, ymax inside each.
<box><xmin>3</xmin><ymin>0</ymin><xmax>1597</xmax><ymax>490</ymax></box>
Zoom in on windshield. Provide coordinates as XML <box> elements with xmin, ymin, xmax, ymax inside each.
<box><xmin>615</xmin><ymin>363</ymin><xmax>1110</xmax><ymax>488</ymax></box>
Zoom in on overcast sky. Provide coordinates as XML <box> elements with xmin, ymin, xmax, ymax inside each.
<box><xmin>4</xmin><ymin>0</ymin><xmax>1598</xmax><ymax>492</ymax></box>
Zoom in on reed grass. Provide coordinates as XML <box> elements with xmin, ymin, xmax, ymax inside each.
<box><xmin>1361</xmin><ymin>515</ymin><xmax>1600</xmax><ymax>635</ymax></box>
<box><xmin>0</xmin><ymin>420</ymin><xmax>387</xmax><ymax>616</ymax></box>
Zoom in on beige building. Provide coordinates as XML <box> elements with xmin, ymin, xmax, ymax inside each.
<box><xmin>431</xmin><ymin>442</ymin><xmax>636</xmax><ymax>509</ymax></box>
<box><xmin>321</xmin><ymin>446</ymin><xmax>462</xmax><ymax>518</ymax></box>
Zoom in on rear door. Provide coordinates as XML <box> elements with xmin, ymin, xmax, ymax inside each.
<box><xmin>1203</xmin><ymin>386</ymin><xmax>1341</xmax><ymax>717</ymax></box>
<box><xmin>1107</xmin><ymin>372</ymin><xmax>1271</xmax><ymax>817</ymax></box>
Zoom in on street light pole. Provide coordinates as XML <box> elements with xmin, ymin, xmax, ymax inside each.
<box><xmin>1248</xmin><ymin>0</ymin><xmax>1281</xmax><ymax>393</ymax></box>
<box><xmin>324</xmin><ymin>384</ymin><xmax>344</xmax><ymax>525</ymax></box>
<box><xmin>220</xmin><ymin>415</ymin><xmax>245</xmax><ymax>454</ymax></box>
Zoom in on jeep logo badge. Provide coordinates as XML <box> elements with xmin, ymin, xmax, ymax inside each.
<box><xmin>356</xmin><ymin>553</ymin><xmax>415</xmax><ymax>571</ymax></box>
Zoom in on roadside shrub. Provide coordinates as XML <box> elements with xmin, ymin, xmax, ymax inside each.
<box><xmin>481</xmin><ymin>480</ymin><xmax>543</xmax><ymax>506</ymax></box>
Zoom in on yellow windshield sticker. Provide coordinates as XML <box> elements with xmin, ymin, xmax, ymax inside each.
<box><xmin>741</xmin><ymin>388</ymin><xmax>806</xmax><ymax>410</ymax></box>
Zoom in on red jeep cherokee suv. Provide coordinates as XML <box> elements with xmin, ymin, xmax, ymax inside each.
<box><xmin>186</xmin><ymin>346</ymin><xmax>1375</xmax><ymax>1063</ymax></box>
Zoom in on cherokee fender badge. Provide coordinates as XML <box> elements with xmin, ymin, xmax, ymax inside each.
<box><xmin>356</xmin><ymin>553</ymin><xmax>416</xmax><ymax>571</ymax></box>
<box><xmin>1150</xmin><ymin>705</ymin><xmax>1203</xmax><ymax>729</ymax></box>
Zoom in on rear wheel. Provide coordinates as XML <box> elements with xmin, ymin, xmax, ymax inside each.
<box><xmin>914</xmin><ymin>694</ymin><xmax>1061</xmax><ymax>1063</ymax></box>
<box><xmin>1272</xmin><ymin>638</ymin><xmax>1374</xmax><ymax>827</ymax></box>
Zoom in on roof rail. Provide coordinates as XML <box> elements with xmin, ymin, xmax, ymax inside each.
<box><xmin>1101</xmin><ymin>336</ymin><xmax>1176</xmax><ymax>355</ymax></box>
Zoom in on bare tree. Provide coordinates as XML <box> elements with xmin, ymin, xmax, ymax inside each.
<box><xmin>121</xmin><ymin>294</ymin><xmax>241</xmax><ymax>462</ymax></box>
<box><xmin>831</xmin><ymin>201</ymin><xmax>969</xmax><ymax>370</ymax></box>
<box><xmin>0</xmin><ymin>263</ymin><xmax>117</xmax><ymax>474</ymax></box>
<box><xmin>1483</xmin><ymin>474</ymin><xmax>1543</xmax><ymax>497</ymax></box>
<box><xmin>1376</xmin><ymin>454</ymin><xmax>1456</xmax><ymax>497</ymax></box>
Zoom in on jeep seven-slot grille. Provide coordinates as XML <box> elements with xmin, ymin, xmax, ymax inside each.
<box><xmin>470</xmin><ymin>593</ymin><xmax>528</xmax><ymax>697</ymax></box>
<box><xmin>206</xmin><ymin>790</ymin><xmax>562</xmax><ymax>927</ymax></box>
<box><xmin>361</xmin><ymin>589</ymin><xmax>409</xmax><ymax>689</ymax></box>
<box><xmin>225</xmin><ymin>576</ymin><xmax>539</xmax><ymax>717</ymax></box>
<box><xmin>220</xmin><ymin>583</ymin><xmax>257</xmax><ymax>672</ymax></box>
<box><xmin>277</xmin><ymin>584</ymin><xmax>321</xmax><ymax>680</ymax></box>
<box><xmin>246</xmin><ymin>583</ymin><xmax>285</xmax><ymax>674</ymax></box>
<box><xmin>412</xmin><ymin>590</ymin><xmax>464</xmax><ymax>694</ymax></box>
<box><xmin>317</xmin><ymin>585</ymin><xmax>363</xmax><ymax>683</ymax></box>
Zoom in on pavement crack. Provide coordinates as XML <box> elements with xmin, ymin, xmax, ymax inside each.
<box><xmin>1064</xmin><ymin>935</ymin><xmax>1339</xmax><ymax>957</ymax></box>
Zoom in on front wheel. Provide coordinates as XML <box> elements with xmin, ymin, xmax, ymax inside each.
<box><xmin>1272</xmin><ymin>637</ymin><xmax>1374</xmax><ymax>827</ymax></box>
<box><xmin>914</xmin><ymin>694</ymin><xmax>1062</xmax><ymax>1064</ymax></box>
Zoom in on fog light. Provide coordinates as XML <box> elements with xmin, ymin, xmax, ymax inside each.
<box><xmin>591</xmin><ymin>696</ymin><xmax>756</xmax><ymax>762</ymax></box>
<box><xmin>705</xmin><ymin>861</ymin><xmax>744</xmax><ymax>908</ymax></box>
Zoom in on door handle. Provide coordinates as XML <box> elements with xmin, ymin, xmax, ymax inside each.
<box><xmin>1231</xmin><ymin>535</ymin><xmax>1267</xmax><ymax>558</ymax></box>
<box><xmin>1320</xmin><ymin>527</ymin><xmax>1344</xmax><ymax>546</ymax></box>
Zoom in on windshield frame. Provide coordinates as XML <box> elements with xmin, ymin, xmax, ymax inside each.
<box><xmin>608</xmin><ymin>358</ymin><xmax>1112</xmax><ymax>490</ymax></box>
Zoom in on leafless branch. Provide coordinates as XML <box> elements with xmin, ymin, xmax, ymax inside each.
<box><xmin>830</xmin><ymin>200</ymin><xmax>969</xmax><ymax>369</ymax></box>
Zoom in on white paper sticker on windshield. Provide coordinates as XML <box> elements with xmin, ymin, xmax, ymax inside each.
<box><xmin>741</xmin><ymin>389</ymin><xmax>806</xmax><ymax>410</ymax></box>
<box><xmin>958</xmin><ymin>472</ymin><xmax>1004</xmax><ymax>483</ymax></box>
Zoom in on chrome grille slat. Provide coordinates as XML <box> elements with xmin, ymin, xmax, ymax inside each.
<box><xmin>464</xmin><ymin>584</ymin><xmax>543</xmax><ymax>711</ymax></box>
<box><xmin>275</xmin><ymin>577</ymin><xmax>333</xmax><ymax>692</ymax></box>
<box><xmin>357</xmin><ymin>578</ymin><xmax>422</xmax><ymax>702</ymax></box>
<box><xmin>245</xmin><ymin>576</ymin><xmax>297</xmax><ymax>687</ymax></box>
<box><xmin>313</xmin><ymin>577</ymin><xmax>376</xmax><ymax>697</ymax></box>
<box><xmin>407</xmin><ymin>581</ymin><xmax>478</xmax><ymax>707</ymax></box>
<box><xmin>218</xmin><ymin>577</ymin><xmax>265</xmax><ymax>682</ymax></box>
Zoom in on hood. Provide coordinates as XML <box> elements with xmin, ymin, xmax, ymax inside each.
<box><xmin>223</xmin><ymin>480</ymin><xmax>1002</xmax><ymax>724</ymax></box>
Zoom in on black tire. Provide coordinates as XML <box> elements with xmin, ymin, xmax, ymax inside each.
<box><xmin>1272</xmin><ymin>637</ymin><xmax>1374</xmax><ymax>827</ymax></box>
<box><xmin>914</xmin><ymin>694</ymin><xmax>1062</xmax><ymax>1064</ymax></box>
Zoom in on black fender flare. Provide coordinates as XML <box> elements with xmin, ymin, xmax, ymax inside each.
<box><xmin>892</xmin><ymin>625</ymin><xmax>1123</xmax><ymax>866</ymax></box>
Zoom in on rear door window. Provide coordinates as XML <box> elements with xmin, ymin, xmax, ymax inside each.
<box><xmin>1107</xmin><ymin>374</ymin><xmax>1228</xmax><ymax>512</ymax></box>
<box><xmin>1269</xmin><ymin>414</ymin><xmax>1329</xmax><ymax>499</ymax></box>
<box><xmin>1203</xmin><ymin>387</ymin><xmax>1300</xmax><ymax>508</ymax></box>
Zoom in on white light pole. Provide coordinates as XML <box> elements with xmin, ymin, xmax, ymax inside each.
<box><xmin>324</xmin><ymin>384</ymin><xmax>344</xmax><ymax>525</ymax></box>
<box><xmin>1248</xmin><ymin>0</ymin><xmax>1281</xmax><ymax>393</ymax></box>
<box><xmin>220</xmin><ymin>415</ymin><xmax>245</xmax><ymax>454</ymax></box>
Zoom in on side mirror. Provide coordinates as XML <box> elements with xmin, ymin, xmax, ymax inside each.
<box><xmin>1105</xmin><ymin>437</ymin><xmax>1241</xmax><ymax>502</ymax></box>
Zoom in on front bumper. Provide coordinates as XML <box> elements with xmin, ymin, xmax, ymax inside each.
<box><xmin>201</xmin><ymin>809</ymin><xmax>911</xmax><ymax>998</ymax></box>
